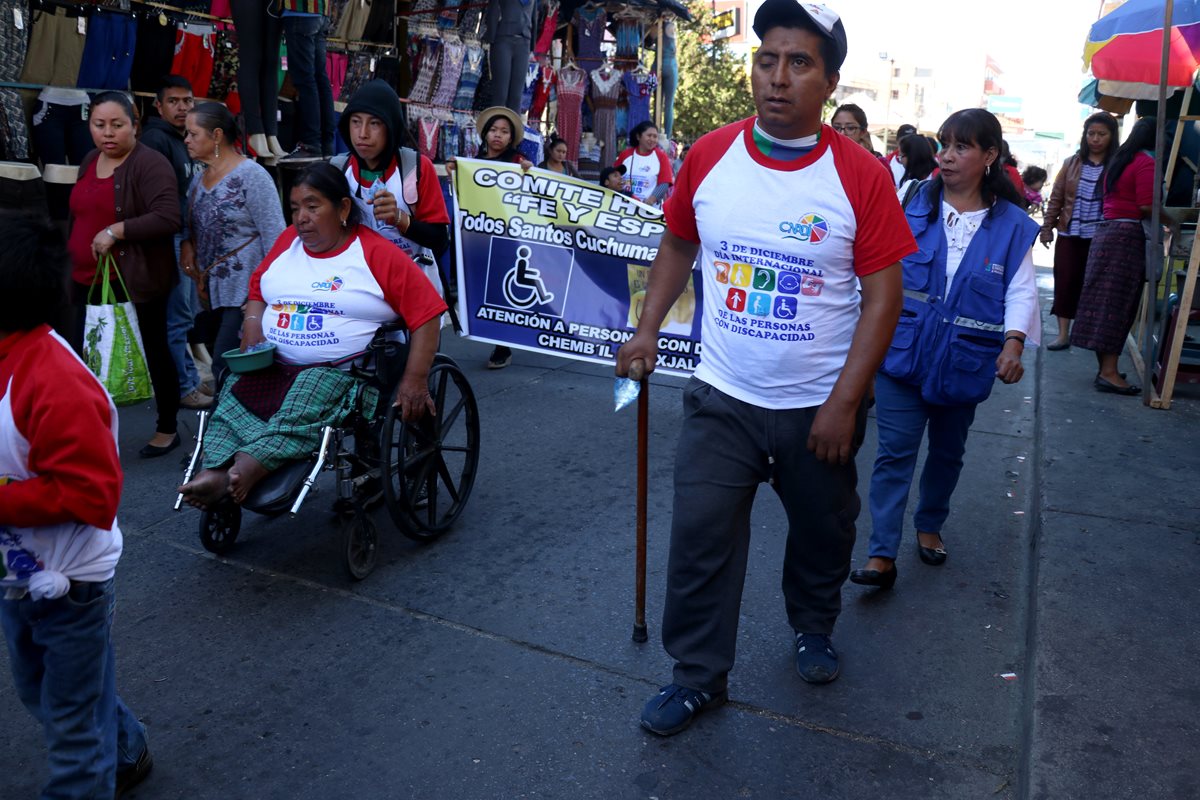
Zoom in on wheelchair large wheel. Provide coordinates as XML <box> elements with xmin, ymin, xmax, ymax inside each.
<box><xmin>341</xmin><ymin>513</ymin><xmax>378</xmax><ymax>580</ymax></box>
<box><xmin>199</xmin><ymin>501</ymin><xmax>241</xmax><ymax>555</ymax></box>
<box><xmin>381</xmin><ymin>360</ymin><xmax>480</xmax><ymax>542</ymax></box>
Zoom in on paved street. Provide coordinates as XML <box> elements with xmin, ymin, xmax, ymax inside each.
<box><xmin>3</xmin><ymin>255</ymin><xmax>1198</xmax><ymax>799</ymax></box>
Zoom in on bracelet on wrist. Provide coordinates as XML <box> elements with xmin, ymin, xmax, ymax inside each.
<box><xmin>105</xmin><ymin>227</ymin><xmax>119</xmax><ymax>240</ymax></box>
<box><xmin>244</xmin><ymin>315</ymin><xmax>260</xmax><ymax>321</ymax></box>
<box><xmin>1005</xmin><ymin>334</ymin><xmax>1025</xmax><ymax>345</ymax></box>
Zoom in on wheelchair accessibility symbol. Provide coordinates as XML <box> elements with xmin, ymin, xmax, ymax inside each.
<box><xmin>503</xmin><ymin>245</ymin><xmax>555</xmax><ymax>309</ymax></box>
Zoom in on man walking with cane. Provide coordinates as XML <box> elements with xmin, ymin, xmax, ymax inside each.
<box><xmin>617</xmin><ymin>1</ymin><xmax>915</xmax><ymax>736</ymax></box>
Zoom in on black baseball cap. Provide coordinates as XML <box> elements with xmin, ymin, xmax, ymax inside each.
<box><xmin>752</xmin><ymin>2</ymin><xmax>847</xmax><ymax>70</ymax></box>
<box><xmin>897</xmin><ymin>124</ymin><xmax>918</xmax><ymax>138</ymax></box>
<box><xmin>600</xmin><ymin>165</ymin><xmax>626</xmax><ymax>183</ymax></box>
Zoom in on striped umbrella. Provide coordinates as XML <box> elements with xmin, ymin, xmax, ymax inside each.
<box><xmin>1085</xmin><ymin>0</ymin><xmax>1200</xmax><ymax>98</ymax></box>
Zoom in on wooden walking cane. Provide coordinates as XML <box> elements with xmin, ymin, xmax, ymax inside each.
<box><xmin>630</xmin><ymin>358</ymin><xmax>649</xmax><ymax>643</ymax></box>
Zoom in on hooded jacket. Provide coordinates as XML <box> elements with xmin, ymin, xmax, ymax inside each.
<box><xmin>139</xmin><ymin>116</ymin><xmax>196</xmax><ymax>211</ymax></box>
<box><xmin>337</xmin><ymin>80</ymin><xmax>449</xmax><ymax>256</ymax></box>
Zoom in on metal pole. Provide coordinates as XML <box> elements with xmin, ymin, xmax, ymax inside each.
<box><xmin>630</xmin><ymin>358</ymin><xmax>649</xmax><ymax>643</ymax></box>
<box><xmin>1144</xmin><ymin>0</ymin><xmax>1173</xmax><ymax>405</ymax></box>
<box><xmin>655</xmin><ymin>18</ymin><xmax>664</xmax><ymax>132</ymax></box>
<box><xmin>885</xmin><ymin>59</ymin><xmax>894</xmax><ymax>151</ymax></box>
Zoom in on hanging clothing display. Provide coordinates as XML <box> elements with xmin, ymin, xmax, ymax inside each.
<box><xmin>573</xmin><ymin>4</ymin><xmax>605</xmax><ymax>73</ymax></box>
<box><xmin>230</xmin><ymin>0</ymin><xmax>283</xmax><ymax>136</ymax></box>
<box><xmin>208</xmin><ymin>29</ymin><xmax>241</xmax><ymax>101</ymax></box>
<box><xmin>485</xmin><ymin>0</ymin><xmax>534</xmax><ymax>112</ymax></box>
<box><xmin>0</xmin><ymin>0</ymin><xmax>30</xmax><ymax>160</ymax></box>
<box><xmin>409</xmin><ymin>36</ymin><xmax>443</xmax><ymax>105</ymax></box>
<box><xmin>613</xmin><ymin>8</ymin><xmax>646</xmax><ymax>60</ymax></box>
<box><xmin>22</xmin><ymin>7</ymin><xmax>86</xmax><ymax>88</ymax></box>
<box><xmin>454</xmin><ymin>44</ymin><xmax>485</xmax><ymax>111</ymax></box>
<box><xmin>623</xmin><ymin>70</ymin><xmax>656</xmax><ymax>133</ymax></box>
<box><xmin>528</xmin><ymin>63</ymin><xmax>556</xmax><ymax>119</ymax></box>
<box><xmin>589</xmin><ymin>65</ymin><xmax>621</xmax><ymax>168</ymax></box>
<box><xmin>430</xmin><ymin>39</ymin><xmax>467</xmax><ymax>107</ymax></box>
<box><xmin>171</xmin><ymin>22</ymin><xmax>216</xmax><ymax>99</ymax></box>
<box><xmin>339</xmin><ymin>52</ymin><xmax>375</xmax><ymax>103</ymax></box>
<box><xmin>533</xmin><ymin>3</ymin><xmax>557</xmax><ymax>56</ymax></box>
<box><xmin>555</xmin><ymin>64</ymin><xmax>586</xmax><ymax>162</ymax></box>
<box><xmin>77</xmin><ymin>9</ymin><xmax>137</xmax><ymax>90</ymax></box>
<box><xmin>131</xmin><ymin>13</ymin><xmax>178</xmax><ymax>94</ymax></box>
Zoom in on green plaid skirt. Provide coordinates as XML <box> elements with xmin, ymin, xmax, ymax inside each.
<box><xmin>202</xmin><ymin>367</ymin><xmax>378</xmax><ymax>471</ymax></box>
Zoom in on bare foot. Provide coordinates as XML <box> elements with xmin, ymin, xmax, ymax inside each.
<box><xmin>917</xmin><ymin>531</ymin><xmax>945</xmax><ymax>551</ymax></box>
<box><xmin>178</xmin><ymin>469</ymin><xmax>231</xmax><ymax>509</ymax></box>
<box><xmin>228</xmin><ymin>452</ymin><xmax>269</xmax><ymax>504</ymax></box>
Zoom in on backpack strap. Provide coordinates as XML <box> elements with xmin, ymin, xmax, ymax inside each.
<box><xmin>901</xmin><ymin>178</ymin><xmax>928</xmax><ymax>210</ymax></box>
<box><xmin>398</xmin><ymin>146</ymin><xmax>420</xmax><ymax>207</ymax></box>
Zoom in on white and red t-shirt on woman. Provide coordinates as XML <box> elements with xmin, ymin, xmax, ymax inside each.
<box><xmin>666</xmin><ymin>118</ymin><xmax>916</xmax><ymax>409</ymax></box>
<box><xmin>249</xmin><ymin>225</ymin><xmax>448</xmax><ymax>366</ymax></box>
<box><xmin>615</xmin><ymin>146</ymin><xmax>674</xmax><ymax>204</ymax></box>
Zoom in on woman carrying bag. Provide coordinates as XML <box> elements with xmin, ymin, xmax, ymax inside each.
<box><xmin>180</xmin><ymin>102</ymin><xmax>286</xmax><ymax>378</ymax></box>
<box><xmin>67</xmin><ymin>91</ymin><xmax>182</xmax><ymax>457</ymax></box>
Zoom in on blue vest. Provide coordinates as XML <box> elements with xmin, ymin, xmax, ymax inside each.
<box><xmin>881</xmin><ymin>184</ymin><xmax>1039</xmax><ymax>406</ymax></box>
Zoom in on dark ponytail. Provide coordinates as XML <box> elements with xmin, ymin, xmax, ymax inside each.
<box><xmin>1104</xmin><ymin>117</ymin><xmax>1156</xmax><ymax>193</ymax></box>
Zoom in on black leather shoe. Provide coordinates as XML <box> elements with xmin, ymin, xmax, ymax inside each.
<box><xmin>116</xmin><ymin>744</ymin><xmax>153</xmax><ymax>797</ymax></box>
<box><xmin>1094</xmin><ymin>375</ymin><xmax>1141</xmax><ymax>395</ymax></box>
<box><xmin>139</xmin><ymin>433</ymin><xmax>180</xmax><ymax>459</ymax></box>
<box><xmin>917</xmin><ymin>537</ymin><xmax>948</xmax><ymax>566</ymax></box>
<box><xmin>849</xmin><ymin>563</ymin><xmax>897</xmax><ymax>589</ymax></box>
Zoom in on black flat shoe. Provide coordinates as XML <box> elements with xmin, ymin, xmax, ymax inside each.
<box><xmin>849</xmin><ymin>563</ymin><xmax>897</xmax><ymax>589</ymax></box>
<box><xmin>1093</xmin><ymin>376</ymin><xmax>1141</xmax><ymax>395</ymax></box>
<box><xmin>1046</xmin><ymin>340</ymin><xmax>1070</xmax><ymax>351</ymax></box>
<box><xmin>917</xmin><ymin>537</ymin><xmax>948</xmax><ymax>566</ymax></box>
<box><xmin>139</xmin><ymin>433</ymin><xmax>181</xmax><ymax>459</ymax></box>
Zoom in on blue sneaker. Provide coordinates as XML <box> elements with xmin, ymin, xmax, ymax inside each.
<box><xmin>795</xmin><ymin>632</ymin><xmax>840</xmax><ymax>684</ymax></box>
<box><xmin>640</xmin><ymin>683</ymin><xmax>728</xmax><ymax>736</ymax></box>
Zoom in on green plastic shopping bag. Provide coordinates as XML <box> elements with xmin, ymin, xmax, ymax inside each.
<box><xmin>82</xmin><ymin>254</ymin><xmax>154</xmax><ymax>406</ymax></box>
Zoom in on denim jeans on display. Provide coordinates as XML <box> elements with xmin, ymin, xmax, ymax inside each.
<box><xmin>32</xmin><ymin>100</ymin><xmax>94</xmax><ymax>165</ymax></box>
<box><xmin>283</xmin><ymin>15</ymin><xmax>335</xmax><ymax>151</ymax></box>
<box><xmin>1</xmin><ymin>578</ymin><xmax>147</xmax><ymax>799</ymax></box>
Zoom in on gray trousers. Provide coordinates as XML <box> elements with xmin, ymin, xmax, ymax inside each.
<box><xmin>663</xmin><ymin>379</ymin><xmax>866</xmax><ymax>694</ymax></box>
<box><xmin>488</xmin><ymin>34</ymin><xmax>531</xmax><ymax>112</ymax></box>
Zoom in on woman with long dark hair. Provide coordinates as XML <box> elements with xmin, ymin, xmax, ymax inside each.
<box><xmin>850</xmin><ymin>109</ymin><xmax>1040</xmax><ymax>589</ymax></box>
<box><xmin>1069</xmin><ymin>117</ymin><xmax>1158</xmax><ymax>394</ymax></box>
<box><xmin>896</xmin><ymin>134</ymin><xmax>937</xmax><ymax>205</ymax></box>
<box><xmin>1039</xmin><ymin>112</ymin><xmax>1120</xmax><ymax>349</ymax></box>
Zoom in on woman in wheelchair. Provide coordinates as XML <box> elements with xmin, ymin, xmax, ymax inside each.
<box><xmin>178</xmin><ymin>163</ymin><xmax>447</xmax><ymax>509</ymax></box>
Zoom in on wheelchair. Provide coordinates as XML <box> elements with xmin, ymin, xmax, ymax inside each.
<box><xmin>174</xmin><ymin>322</ymin><xmax>480</xmax><ymax>580</ymax></box>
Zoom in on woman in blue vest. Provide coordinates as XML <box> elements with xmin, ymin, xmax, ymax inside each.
<box><xmin>850</xmin><ymin>109</ymin><xmax>1040</xmax><ymax>589</ymax></box>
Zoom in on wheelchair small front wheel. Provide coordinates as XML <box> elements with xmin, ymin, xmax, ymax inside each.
<box><xmin>199</xmin><ymin>502</ymin><xmax>241</xmax><ymax>555</ymax></box>
<box><xmin>341</xmin><ymin>514</ymin><xmax>378</xmax><ymax>580</ymax></box>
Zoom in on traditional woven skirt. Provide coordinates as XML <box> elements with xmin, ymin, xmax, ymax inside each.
<box><xmin>202</xmin><ymin>366</ymin><xmax>373</xmax><ymax>471</ymax></box>
<box><xmin>1070</xmin><ymin>221</ymin><xmax>1145</xmax><ymax>354</ymax></box>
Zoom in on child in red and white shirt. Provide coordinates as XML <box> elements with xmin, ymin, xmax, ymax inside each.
<box><xmin>0</xmin><ymin>214</ymin><xmax>152</xmax><ymax>797</ymax></box>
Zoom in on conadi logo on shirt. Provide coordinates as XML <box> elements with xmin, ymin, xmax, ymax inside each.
<box><xmin>311</xmin><ymin>276</ymin><xmax>344</xmax><ymax>292</ymax></box>
<box><xmin>778</xmin><ymin>214</ymin><xmax>830</xmax><ymax>244</ymax></box>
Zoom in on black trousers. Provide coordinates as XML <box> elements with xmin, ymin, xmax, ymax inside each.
<box><xmin>663</xmin><ymin>379</ymin><xmax>866</xmax><ymax>694</ymax></box>
<box><xmin>230</xmin><ymin>0</ymin><xmax>282</xmax><ymax>136</ymax></box>
<box><xmin>70</xmin><ymin>282</ymin><xmax>180</xmax><ymax>436</ymax></box>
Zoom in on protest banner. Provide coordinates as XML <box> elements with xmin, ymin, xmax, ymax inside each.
<box><xmin>452</xmin><ymin>159</ymin><xmax>702</xmax><ymax>375</ymax></box>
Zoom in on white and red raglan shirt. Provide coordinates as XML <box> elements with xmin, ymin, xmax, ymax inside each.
<box><xmin>249</xmin><ymin>224</ymin><xmax>448</xmax><ymax>366</ymax></box>
<box><xmin>666</xmin><ymin>118</ymin><xmax>917</xmax><ymax>409</ymax></box>
<box><xmin>0</xmin><ymin>326</ymin><xmax>123</xmax><ymax>600</ymax></box>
